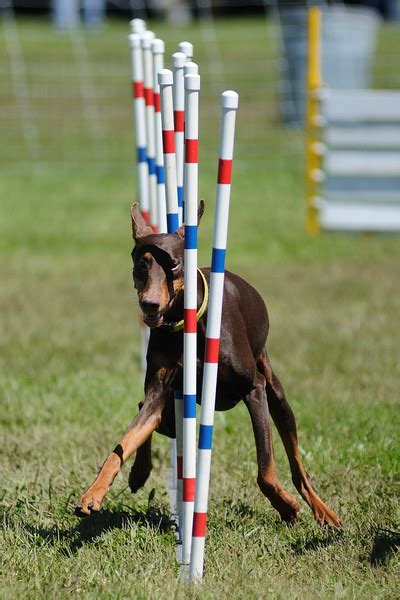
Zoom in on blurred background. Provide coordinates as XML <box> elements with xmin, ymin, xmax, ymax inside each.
<box><xmin>2</xmin><ymin>0</ymin><xmax>400</xmax><ymax>170</ymax></box>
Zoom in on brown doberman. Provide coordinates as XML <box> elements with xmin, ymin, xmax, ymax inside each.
<box><xmin>75</xmin><ymin>202</ymin><xmax>340</xmax><ymax>527</ymax></box>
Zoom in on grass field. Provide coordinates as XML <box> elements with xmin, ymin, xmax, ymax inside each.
<box><xmin>1</xmin><ymin>15</ymin><xmax>399</xmax><ymax>599</ymax></box>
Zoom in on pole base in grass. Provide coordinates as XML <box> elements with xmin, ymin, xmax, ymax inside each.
<box><xmin>176</xmin><ymin>542</ymin><xmax>183</xmax><ymax>565</ymax></box>
<box><xmin>179</xmin><ymin>563</ymin><xmax>190</xmax><ymax>583</ymax></box>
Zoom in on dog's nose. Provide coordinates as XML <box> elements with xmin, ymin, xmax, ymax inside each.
<box><xmin>140</xmin><ymin>299</ymin><xmax>160</xmax><ymax>314</ymax></box>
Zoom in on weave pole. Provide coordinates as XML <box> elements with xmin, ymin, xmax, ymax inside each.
<box><xmin>181</xmin><ymin>72</ymin><xmax>200</xmax><ymax>566</ymax></box>
<box><xmin>179</xmin><ymin>41</ymin><xmax>193</xmax><ymax>62</ymax></box>
<box><xmin>171</xmin><ymin>53</ymin><xmax>191</xmax><ymax>547</ymax></box>
<box><xmin>174</xmin><ymin>387</ymin><xmax>184</xmax><ymax>546</ymax></box>
<box><xmin>158</xmin><ymin>68</ymin><xmax>182</xmax><ymax>545</ymax></box>
<box><xmin>130</xmin><ymin>18</ymin><xmax>145</xmax><ymax>34</ymax></box>
<box><xmin>141</xmin><ymin>30</ymin><xmax>158</xmax><ymax>232</ymax></box>
<box><xmin>128</xmin><ymin>31</ymin><xmax>149</xmax><ymax>224</ymax></box>
<box><xmin>158</xmin><ymin>69</ymin><xmax>180</xmax><ymax>232</ymax></box>
<box><xmin>151</xmin><ymin>39</ymin><xmax>178</xmax><ymax>527</ymax></box>
<box><xmin>128</xmin><ymin>26</ymin><xmax>150</xmax><ymax>376</ymax></box>
<box><xmin>189</xmin><ymin>90</ymin><xmax>239</xmax><ymax>582</ymax></box>
<box><xmin>172</xmin><ymin>52</ymin><xmax>186</xmax><ymax>226</ymax></box>
<box><xmin>184</xmin><ymin>62</ymin><xmax>199</xmax><ymax>77</ymax></box>
<box><xmin>152</xmin><ymin>38</ymin><xmax>168</xmax><ymax>234</ymax></box>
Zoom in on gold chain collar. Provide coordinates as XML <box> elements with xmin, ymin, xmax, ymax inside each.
<box><xmin>161</xmin><ymin>268</ymin><xmax>208</xmax><ymax>333</ymax></box>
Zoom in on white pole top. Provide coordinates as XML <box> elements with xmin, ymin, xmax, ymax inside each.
<box><xmin>221</xmin><ymin>90</ymin><xmax>239</xmax><ymax>110</ymax></box>
<box><xmin>158</xmin><ymin>68</ymin><xmax>174</xmax><ymax>86</ymax></box>
<box><xmin>172</xmin><ymin>52</ymin><xmax>187</xmax><ymax>69</ymax></box>
<box><xmin>130</xmin><ymin>18</ymin><xmax>146</xmax><ymax>34</ymax></box>
<box><xmin>152</xmin><ymin>38</ymin><xmax>165</xmax><ymax>55</ymax></box>
<box><xmin>128</xmin><ymin>33</ymin><xmax>141</xmax><ymax>48</ymax></box>
<box><xmin>178</xmin><ymin>41</ymin><xmax>193</xmax><ymax>60</ymax></box>
<box><xmin>141</xmin><ymin>30</ymin><xmax>155</xmax><ymax>49</ymax></box>
<box><xmin>184</xmin><ymin>61</ymin><xmax>198</xmax><ymax>76</ymax></box>
<box><xmin>184</xmin><ymin>73</ymin><xmax>200</xmax><ymax>92</ymax></box>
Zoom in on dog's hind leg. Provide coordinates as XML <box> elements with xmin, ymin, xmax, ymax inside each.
<box><xmin>128</xmin><ymin>402</ymin><xmax>153</xmax><ymax>494</ymax></box>
<box><xmin>244</xmin><ymin>371</ymin><xmax>301</xmax><ymax>525</ymax></box>
<box><xmin>128</xmin><ymin>435</ymin><xmax>153</xmax><ymax>494</ymax></box>
<box><xmin>258</xmin><ymin>350</ymin><xmax>341</xmax><ymax>527</ymax></box>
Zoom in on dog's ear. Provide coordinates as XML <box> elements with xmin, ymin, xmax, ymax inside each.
<box><xmin>131</xmin><ymin>202</ymin><xmax>153</xmax><ymax>239</ymax></box>
<box><xmin>198</xmin><ymin>200</ymin><xmax>205</xmax><ymax>225</ymax></box>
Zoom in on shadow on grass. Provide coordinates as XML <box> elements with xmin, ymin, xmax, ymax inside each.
<box><xmin>370</xmin><ymin>528</ymin><xmax>399</xmax><ymax>566</ymax></box>
<box><xmin>24</xmin><ymin>504</ymin><xmax>176</xmax><ymax>555</ymax></box>
<box><xmin>290</xmin><ymin>529</ymin><xmax>343</xmax><ymax>555</ymax></box>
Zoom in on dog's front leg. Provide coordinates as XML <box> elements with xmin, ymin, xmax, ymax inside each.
<box><xmin>75</xmin><ymin>378</ymin><xmax>167</xmax><ymax>518</ymax></box>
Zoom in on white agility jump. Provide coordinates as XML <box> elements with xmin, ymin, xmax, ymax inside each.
<box><xmin>306</xmin><ymin>8</ymin><xmax>400</xmax><ymax>234</ymax></box>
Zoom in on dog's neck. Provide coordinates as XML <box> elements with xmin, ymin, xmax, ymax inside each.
<box><xmin>160</xmin><ymin>269</ymin><xmax>207</xmax><ymax>331</ymax></box>
<box><xmin>164</xmin><ymin>289</ymin><xmax>184</xmax><ymax>323</ymax></box>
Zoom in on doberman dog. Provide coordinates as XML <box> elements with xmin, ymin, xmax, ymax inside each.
<box><xmin>75</xmin><ymin>201</ymin><xmax>340</xmax><ymax>527</ymax></box>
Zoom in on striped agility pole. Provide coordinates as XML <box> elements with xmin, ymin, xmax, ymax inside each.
<box><xmin>174</xmin><ymin>388</ymin><xmax>183</xmax><ymax>545</ymax></box>
<box><xmin>151</xmin><ymin>39</ymin><xmax>178</xmax><ymax>523</ymax></box>
<box><xmin>158</xmin><ymin>69</ymin><xmax>180</xmax><ymax>234</ymax></box>
<box><xmin>128</xmin><ymin>31</ymin><xmax>149</xmax><ymax>225</ymax></box>
<box><xmin>158</xmin><ymin>68</ymin><xmax>182</xmax><ymax>542</ymax></box>
<box><xmin>128</xmin><ymin>26</ymin><xmax>150</xmax><ymax>377</ymax></box>
<box><xmin>173</xmin><ymin>52</ymin><xmax>195</xmax><ymax>549</ymax></box>
<box><xmin>141</xmin><ymin>30</ymin><xmax>158</xmax><ymax>232</ymax></box>
<box><xmin>179</xmin><ymin>41</ymin><xmax>194</xmax><ymax>62</ymax></box>
<box><xmin>183</xmin><ymin>60</ymin><xmax>199</xmax><ymax>230</ymax></box>
<box><xmin>152</xmin><ymin>38</ymin><xmax>168</xmax><ymax>234</ymax></box>
<box><xmin>182</xmin><ymin>71</ymin><xmax>200</xmax><ymax>566</ymax></box>
<box><xmin>172</xmin><ymin>52</ymin><xmax>187</xmax><ymax>547</ymax></box>
<box><xmin>189</xmin><ymin>90</ymin><xmax>239</xmax><ymax>581</ymax></box>
<box><xmin>172</xmin><ymin>52</ymin><xmax>186</xmax><ymax>226</ymax></box>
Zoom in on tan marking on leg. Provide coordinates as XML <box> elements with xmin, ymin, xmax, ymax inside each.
<box><xmin>76</xmin><ymin>418</ymin><xmax>159</xmax><ymax>518</ymax></box>
<box><xmin>258</xmin><ymin>351</ymin><xmax>341</xmax><ymax>527</ymax></box>
<box><xmin>245</xmin><ymin>373</ymin><xmax>301</xmax><ymax>525</ymax></box>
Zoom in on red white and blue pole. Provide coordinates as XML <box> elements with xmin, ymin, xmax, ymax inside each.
<box><xmin>189</xmin><ymin>90</ymin><xmax>239</xmax><ymax>581</ymax></box>
<box><xmin>128</xmin><ymin>24</ymin><xmax>151</xmax><ymax>377</ymax></box>
<box><xmin>152</xmin><ymin>38</ymin><xmax>167</xmax><ymax>234</ymax></box>
<box><xmin>141</xmin><ymin>30</ymin><xmax>158</xmax><ymax>232</ymax></box>
<box><xmin>151</xmin><ymin>39</ymin><xmax>179</xmax><ymax>526</ymax></box>
<box><xmin>172</xmin><ymin>52</ymin><xmax>186</xmax><ymax>226</ymax></box>
<box><xmin>128</xmin><ymin>30</ymin><xmax>149</xmax><ymax>225</ymax></box>
<box><xmin>158</xmin><ymin>69</ymin><xmax>180</xmax><ymax>234</ymax></box>
<box><xmin>182</xmin><ymin>71</ymin><xmax>200</xmax><ymax>566</ymax></box>
<box><xmin>158</xmin><ymin>68</ymin><xmax>182</xmax><ymax>542</ymax></box>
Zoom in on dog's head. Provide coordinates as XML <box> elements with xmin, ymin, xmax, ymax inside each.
<box><xmin>131</xmin><ymin>201</ymin><xmax>204</xmax><ymax>329</ymax></box>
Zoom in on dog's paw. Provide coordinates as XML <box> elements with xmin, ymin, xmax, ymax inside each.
<box><xmin>75</xmin><ymin>490</ymin><xmax>103</xmax><ymax>518</ymax></box>
<box><xmin>280</xmin><ymin>499</ymin><xmax>301</xmax><ymax>526</ymax></box>
<box><xmin>313</xmin><ymin>502</ymin><xmax>341</xmax><ymax>528</ymax></box>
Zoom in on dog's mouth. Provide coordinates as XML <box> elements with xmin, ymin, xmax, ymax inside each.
<box><xmin>142</xmin><ymin>313</ymin><xmax>164</xmax><ymax>328</ymax></box>
<box><xmin>141</xmin><ymin>295</ymin><xmax>178</xmax><ymax>329</ymax></box>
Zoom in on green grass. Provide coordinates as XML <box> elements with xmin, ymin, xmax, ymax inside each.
<box><xmin>1</xmin><ymin>16</ymin><xmax>399</xmax><ymax>599</ymax></box>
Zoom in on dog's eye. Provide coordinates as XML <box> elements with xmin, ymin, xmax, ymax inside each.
<box><xmin>137</xmin><ymin>258</ymin><xmax>147</xmax><ymax>272</ymax></box>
